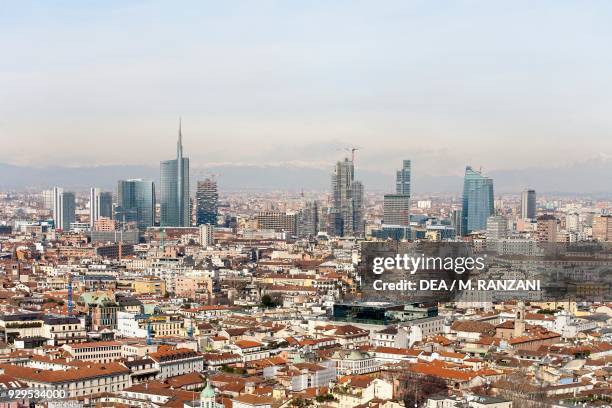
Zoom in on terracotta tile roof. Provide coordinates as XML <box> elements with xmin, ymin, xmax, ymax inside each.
<box><xmin>166</xmin><ymin>372</ymin><xmax>205</xmax><ymax>388</ymax></box>
<box><xmin>0</xmin><ymin>362</ymin><xmax>129</xmax><ymax>384</ymax></box>
<box><xmin>234</xmin><ymin>340</ymin><xmax>262</xmax><ymax>349</ymax></box>
<box><xmin>149</xmin><ymin>348</ymin><xmax>202</xmax><ymax>362</ymax></box>
<box><xmin>451</xmin><ymin>320</ymin><xmax>496</xmax><ymax>335</ymax></box>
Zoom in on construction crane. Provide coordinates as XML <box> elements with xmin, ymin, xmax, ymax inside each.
<box><xmin>345</xmin><ymin>147</ymin><xmax>359</xmax><ymax>162</ymax></box>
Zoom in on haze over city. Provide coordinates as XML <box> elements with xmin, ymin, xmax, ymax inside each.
<box><xmin>1</xmin><ymin>0</ymin><xmax>612</xmax><ymax>184</ymax></box>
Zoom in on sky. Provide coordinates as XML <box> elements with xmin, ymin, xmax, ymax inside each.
<box><xmin>1</xmin><ymin>0</ymin><xmax>612</xmax><ymax>177</ymax></box>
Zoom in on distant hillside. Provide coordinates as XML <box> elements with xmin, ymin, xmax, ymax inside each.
<box><xmin>1</xmin><ymin>159</ymin><xmax>611</xmax><ymax>196</ymax></box>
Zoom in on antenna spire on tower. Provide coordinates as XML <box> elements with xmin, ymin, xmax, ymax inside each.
<box><xmin>177</xmin><ymin>117</ymin><xmax>183</xmax><ymax>159</ymax></box>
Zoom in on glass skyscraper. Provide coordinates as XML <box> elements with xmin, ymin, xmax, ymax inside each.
<box><xmin>196</xmin><ymin>178</ymin><xmax>218</xmax><ymax>226</ymax></box>
<box><xmin>521</xmin><ymin>189</ymin><xmax>536</xmax><ymax>220</ymax></box>
<box><xmin>396</xmin><ymin>159</ymin><xmax>411</xmax><ymax>195</ymax></box>
<box><xmin>329</xmin><ymin>158</ymin><xmax>364</xmax><ymax>237</ymax></box>
<box><xmin>383</xmin><ymin>160</ymin><xmax>412</xmax><ymax>227</ymax></box>
<box><xmin>90</xmin><ymin>188</ymin><xmax>113</xmax><ymax>228</ymax></box>
<box><xmin>461</xmin><ymin>166</ymin><xmax>494</xmax><ymax>235</ymax></box>
<box><xmin>52</xmin><ymin>187</ymin><xmax>75</xmax><ymax>231</ymax></box>
<box><xmin>116</xmin><ymin>179</ymin><xmax>155</xmax><ymax>230</ymax></box>
<box><xmin>160</xmin><ymin>121</ymin><xmax>190</xmax><ymax>227</ymax></box>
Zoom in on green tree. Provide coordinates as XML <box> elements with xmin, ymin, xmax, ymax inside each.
<box><xmin>261</xmin><ymin>294</ymin><xmax>277</xmax><ymax>308</ymax></box>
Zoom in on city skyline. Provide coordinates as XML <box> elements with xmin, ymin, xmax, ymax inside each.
<box><xmin>1</xmin><ymin>3</ymin><xmax>610</xmax><ymax>407</ymax></box>
<box><xmin>1</xmin><ymin>1</ymin><xmax>612</xmax><ymax>176</ymax></box>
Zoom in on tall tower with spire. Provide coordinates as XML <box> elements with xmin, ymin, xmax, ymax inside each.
<box><xmin>160</xmin><ymin>119</ymin><xmax>190</xmax><ymax>227</ymax></box>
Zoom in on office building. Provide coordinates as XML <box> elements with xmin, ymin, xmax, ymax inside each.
<box><xmin>196</xmin><ymin>178</ymin><xmax>218</xmax><ymax>225</ymax></box>
<box><xmin>383</xmin><ymin>194</ymin><xmax>410</xmax><ymax>226</ymax></box>
<box><xmin>52</xmin><ymin>187</ymin><xmax>63</xmax><ymax>228</ymax></box>
<box><xmin>115</xmin><ymin>179</ymin><xmax>155</xmax><ymax>230</ymax></box>
<box><xmin>536</xmin><ymin>214</ymin><xmax>558</xmax><ymax>243</ymax></box>
<box><xmin>382</xmin><ymin>160</ymin><xmax>411</xmax><ymax>229</ymax></box>
<box><xmin>94</xmin><ymin>217</ymin><xmax>116</xmax><ymax>232</ymax></box>
<box><xmin>298</xmin><ymin>200</ymin><xmax>319</xmax><ymax>238</ymax></box>
<box><xmin>52</xmin><ymin>187</ymin><xmax>75</xmax><ymax>231</ymax></box>
<box><xmin>256</xmin><ymin>211</ymin><xmax>297</xmax><ymax>236</ymax></box>
<box><xmin>461</xmin><ymin>166</ymin><xmax>494</xmax><ymax>235</ymax></box>
<box><xmin>486</xmin><ymin>215</ymin><xmax>508</xmax><ymax>240</ymax></box>
<box><xmin>592</xmin><ymin>215</ymin><xmax>612</xmax><ymax>241</ymax></box>
<box><xmin>451</xmin><ymin>209</ymin><xmax>463</xmax><ymax>237</ymax></box>
<box><xmin>160</xmin><ymin>121</ymin><xmax>190</xmax><ymax>227</ymax></box>
<box><xmin>199</xmin><ymin>224</ymin><xmax>215</xmax><ymax>247</ymax></box>
<box><xmin>89</xmin><ymin>188</ymin><xmax>113</xmax><ymax>229</ymax></box>
<box><xmin>566</xmin><ymin>213</ymin><xmax>580</xmax><ymax>232</ymax></box>
<box><xmin>396</xmin><ymin>159</ymin><xmax>411</xmax><ymax>195</ymax></box>
<box><xmin>329</xmin><ymin>158</ymin><xmax>365</xmax><ymax>237</ymax></box>
<box><xmin>521</xmin><ymin>189</ymin><xmax>536</xmax><ymax>219</ymax></box>
<box><xmin>42</xmin><ymin>189</ymin><xmax>54</xmax><ymax>210</ymax></box>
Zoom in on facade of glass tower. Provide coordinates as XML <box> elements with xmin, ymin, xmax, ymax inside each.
<box><xmin>160</xmin><ymin>122</ymin><xmax>190</xmax><ymax>227</ymax></box>
<box><xmin>383</xmin><ymin>160</ymin><xmax>412</xmax><ymax>227</ymax></box>
<box><xmin>521</xmin><ymin>189</ymin><xmax>536</xmax><ymax>220</ymax></box>
<box><xmin>196</xmin><ymin>178</ymin><xmax>218</xmax><ymax>225</ymax></box>
<box><xmin>53</xmin><ymin>188</ymin><xmax>75</xmax><ymax>231</ymax></box>
<box><xmin>396</xmin><ymin>159</ymin><xmax>411</xmax><ymax>195</ymax></box>
<box><xmin>461</xmin><ymin>166</ymin><xmax>494</xmax><ymax>235</ymax></box>
<box><xmin>116</xmin><ymin>179</ymin><xmax>155</xmax><ymax>230</ymax></box>
<box><xmin>89</xmin><ymin>188</ymin><xmax>113</xmax><ymax>228</ymax></box>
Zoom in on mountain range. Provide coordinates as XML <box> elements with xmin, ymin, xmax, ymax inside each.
<box><xmin>1</xmin><ymin>159</ymin><xmax>610</xmax><ymax>196</ymax></box>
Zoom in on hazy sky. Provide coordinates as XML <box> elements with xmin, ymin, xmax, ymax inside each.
<box><xmin>1</xmin><ymin>1</ymin><xmax>611</xmax><ymax>176</ymax></box>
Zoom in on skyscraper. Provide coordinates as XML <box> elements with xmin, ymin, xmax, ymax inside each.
<box><xmin>520</xmin><ymin>189</ymin><xmax>536</xmax><ymax>220</ymax></box>
<box><xmin>196</xmin><ymin>178</ymin><xmax>218</xmax><ymax>226</ymax></box>
<box><xmin>116</xmin><ymin>179</ymin><xmax>155</xmax><ymax>230</ymax></box>
<box><xmin>160</xmin><ymin>120</ymin><xmax>190</xmax><ymax>227</ymax></box>
<box><xmin>329</xmin><ymin>158</ymin><xmax>364</xmax><ymax>237</ymax></box>
<box><xmin>461</xmin><ymin>166</ymin><xmax>494</xmax><ymax>235</ymax></box>
<box><xmin>89</xmin><ymin>188</ymin><xmax>113</xmax><ymax>228</ymax></box>
<box><xmin>451</xmin><ymin>209</ymin><xmax>463</xmax><ymax>237</ymax></box>
<box><xmin>396</xmin><ymin>159</ymin><xmax>411</xmax><ymax>195</ymax></box>
<box><xmin>42</xmin><ymin>189</ymin><xmax>54</xmax><ymax>210</ymax></box>
<box><xmin>298</xmin><ymin>200</ymin><xmax>320</xmax><ymax>238</ymax></box>
<box><xmin>53</xmin><ymin>187</ymin><xmax>76</xmax><ymax>231</ymax></box>
<box><xmin>52</xmin><ymin>187</ymin><xmax>63</xmax><ymax>228</ymax></box>
<box><xmin>383</xmin><ymin>160</ymin><xmax>412</xmax><ymax>228</ymax></box>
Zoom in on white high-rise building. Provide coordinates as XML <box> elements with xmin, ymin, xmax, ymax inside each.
<box><xmin>90</xmin><ymin>188</ymin><xmax>114</xmax><ymax>229</ymax></box>
<box><xmin>52</xmin><ymin>187</ymin><xmax>76</xmax><ymax>231</ymax></box>
<box><xmin>566</xmin><ymin>212</ymin><xmax>580</xmax><ymax>233</ymax></box>
<box><xmin>199</xmin><ymin>224</ymin><xmax>215</xmax><ymax>247</ymax></box>
<box><xmin>42</xmin><ymin>189</ymin><xmax>54</xmax><ymax>210</ymax></box>
<box><xmin>52</xmin><ymin>187</ymin><xmax>64</xmax><ymax>230</ymax></box>
<box><xmin>90</xmin><ymin>188</ymin><xmax>100</xmax><ymax>229</ymax></box>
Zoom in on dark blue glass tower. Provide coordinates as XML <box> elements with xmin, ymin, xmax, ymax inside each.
<box><xmin>461</xmin><ymin>166</ymin><xmax>494</xmax><ymax>235</ymax></box>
